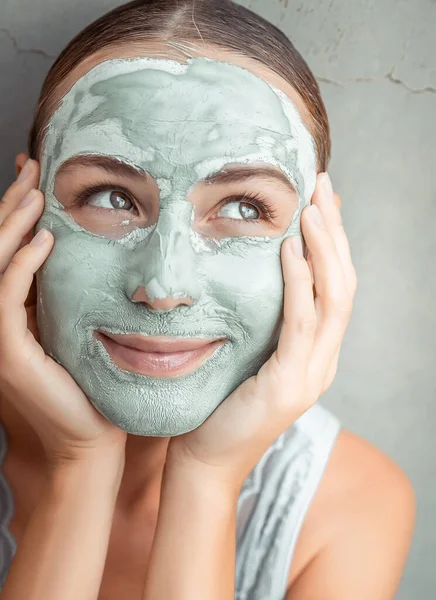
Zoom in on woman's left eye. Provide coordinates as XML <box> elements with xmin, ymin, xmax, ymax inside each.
<box><xmin>86</xmin><ymin>190</ymin><xmax>134</xmax><ymax>211</ymax></box>
<box><xmin>217</xmin><ymin>201</ymin><xmax>260</xmax><ymax>220</ymax></box>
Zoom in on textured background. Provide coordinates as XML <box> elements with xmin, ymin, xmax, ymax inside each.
<box><xmin>0</xmin><ymin>0</ymin><xmax>435</xmax><ymax>596</ymax></box>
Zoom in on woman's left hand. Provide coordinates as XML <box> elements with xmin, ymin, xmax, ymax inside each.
<box><xmin>167</xmin><ymin>172</ymin><xmax>357</xmax><ymax>490</ymax></box>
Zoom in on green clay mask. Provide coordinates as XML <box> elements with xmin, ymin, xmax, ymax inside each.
<box><xmin>36</xmin><ymin>57</ymin><xmax>317</xmax><ymax>436</ymax></box>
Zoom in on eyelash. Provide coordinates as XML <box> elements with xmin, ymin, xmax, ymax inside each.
<box><xmin>71</xmin><ymin>182</ymin><xmax>135</xmax><ymax>209</ymax></box>
<box><xmin>71</xmin><ymin>182</ymin><xmax>278</xmax><ymax>222</ymax></box>
<box><xmin>216</xmin><ymin>192</ymin><xmax>278</xmax><ymax>222</ymax></box>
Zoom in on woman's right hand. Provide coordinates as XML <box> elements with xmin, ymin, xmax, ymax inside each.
<box><xmin>0</xmin><ymin>158</ymin><xmax>127</xmax><ymax>466</ymax></box>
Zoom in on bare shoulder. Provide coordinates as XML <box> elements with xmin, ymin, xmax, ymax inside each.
<box><xmin>286</xmin><ymin>428</ymin><xmax>416</xmax><ymax>599</ymax></box>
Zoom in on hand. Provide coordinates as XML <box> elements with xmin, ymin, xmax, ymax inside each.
<box><xmin>0</xmin><ymin>158</ymin><xmax>127</xmax><ymax>466</ymax></box>
<box><xmin>167</xmin><ymin>173</ymin><xmax>357</xmax><ymax>489</ymax></box>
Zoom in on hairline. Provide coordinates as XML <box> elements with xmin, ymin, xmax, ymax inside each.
<box><xmin>34</xmin><ymin>42</ymin><xmax>322</xmax><ymax>170</ymax></box>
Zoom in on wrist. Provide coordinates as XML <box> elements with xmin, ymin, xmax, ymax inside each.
<box><xmin>160</xmin><ymin>458</ymin><xmax>239</xmax><ymax>542</ymax></box>
<box><xmin>47</xmin><ymin>445</ymin><xmax>125</xmax><ymax>495</ymax></box>
<box><xmin>46</xmin><ymin>431</ymin><xmax>126</xmax><ymax>472</ymax></box>
<box><xmin>164</xmin><ymin>445</ymin><xmax>242</xmax><ymax>504</ymax></box>
<box><xmin>144</xmin><ymin>446</ymin><xmax>238</xmax><ymax>600</ymax></box>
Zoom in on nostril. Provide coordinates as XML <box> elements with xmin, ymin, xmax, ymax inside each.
<box><xmin>131</xmin><ymin>286</ymin><xmax>194</xmax><ymax>310</ymax></box>
<box><xmin>131</xmin><ymin>286</ymin><xmax>151</xmax><ymax>305</ymax></box>
<box><xmin>152</xmin><ymin>297</ymin><xmax>193</xmax><ymax>310</ymax></box>
<box><xmin>175</xmin><ymin>297</ymin><xmax>194</xmax><ymax>309</ymax></box>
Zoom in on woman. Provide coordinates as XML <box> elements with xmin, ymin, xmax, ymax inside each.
<box><xmin>0</xmin><ymin>1</ymin><xmax>415</xmax><ymax>599</ymax></box>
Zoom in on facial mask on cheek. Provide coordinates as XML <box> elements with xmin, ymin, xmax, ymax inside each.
<box><xmin>36</xmin><ymin>57</ymin><xmax>317</xmax><ymax>436</ymax></box>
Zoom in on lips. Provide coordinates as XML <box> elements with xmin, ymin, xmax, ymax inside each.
<box><xmin>95</xmin><ymin>331</ymin><xmax>226</xmax><ymax>378</ymax></box>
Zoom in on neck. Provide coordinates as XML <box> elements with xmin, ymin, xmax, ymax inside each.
<box><xmin>0</xmin><ymin>398</ymin><xmax>170</xmax><ymax>519</ymax></box>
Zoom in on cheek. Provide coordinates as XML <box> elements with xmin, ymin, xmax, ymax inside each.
<box><xmin>200</xmin><ymin>245</ymin><xmax>284</xmax><ymax>340</ymax></box>
<box><xmin>38</xmin><ymin>216</ymin><xmax>285</xmax><ymax>352</ymax></box>
<box><xmin>38</xmin><ymin>230</ymin><xmax>124</xmax><ymax>321</ymax></box>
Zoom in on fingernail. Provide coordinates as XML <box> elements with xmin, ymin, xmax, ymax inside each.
<box><xmin>30</xmin><ymin>229</ymin><xmax>48</xmax><ymax>246</ymax></box>
<box><xmin>17</xmin><ymin>159</ymin><xmax>34</xmax><ymax>183</ymax></box>
<box><xmin>19</xmin><ymin>189</ymin><xmax>38</xmax><ymax>208</ymax></box>
<box><xmin>320</xmin><ymin>172</ymin><xmax>334</xmax><ymax>202</ymax></box>
<box><xmin>289</xmin><ymin>235</ymin><xmax>303</xmax><ymax>258</ymax></box>
<box><xmin>308</xmin><ymin>205</ymin><xmax>325</xmax><ymax>228</ymax></box>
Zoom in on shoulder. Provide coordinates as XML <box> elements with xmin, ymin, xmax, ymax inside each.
<box><xmin>286</xmin><ymin>427</ymin><xmax>416</xmax><ymax>599</ymax></box>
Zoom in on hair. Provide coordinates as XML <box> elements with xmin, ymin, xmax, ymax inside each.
<box><xmin>28</xmin><ymin>0</ymin><xmax>331</xmax><ymax>170</ymax></box>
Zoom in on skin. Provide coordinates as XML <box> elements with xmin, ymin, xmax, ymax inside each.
<box><xmin>36</xmin><ymin>55</ymin><xmax>318</xmax><ymax>436</ymax></box>
<box><xmin>0</xmin><ymin>42</ymin><xmax>415</xmax><ymax>600</ymax></box>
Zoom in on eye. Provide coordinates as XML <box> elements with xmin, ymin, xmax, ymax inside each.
<box><xmin>217</xmin><ymin>201</ymin><xmax>260</xmax><ymax>220</ymax></box>
<box><xmin>86</xmin><ymin>190</ymin><xmax>134</xmax><ymax>211</ymax></box>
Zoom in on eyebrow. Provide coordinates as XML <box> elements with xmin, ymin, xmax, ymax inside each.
<box><xmin>204</xmin><ymin>165</ymin><xmax>296</xmax><ymax>194</ymax></box>
<box><xmin>56</xmin><ymin>155</ymin><xmax>147</xmax><ymax>179</ymax></box>
<box><xmin>56</xmin><ymin>155</ymin><xmax>296</xmax><ymax>194</ymax></box>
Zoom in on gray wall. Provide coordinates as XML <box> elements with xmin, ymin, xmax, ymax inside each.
<box><xmin>0</xmin><ymin>0</ymin><xmax>435</xmax><ymax>596</ymax></box>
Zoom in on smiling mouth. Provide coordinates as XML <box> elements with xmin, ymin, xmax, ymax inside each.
<box><xmin>94</xmin><ymin>331</ymin><xmax>227</xmax><ymax>378</ymax></box>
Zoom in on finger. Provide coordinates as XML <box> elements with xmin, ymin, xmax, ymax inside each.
<box><xmin>322</xmin><ymin>346</ymin><xmax>340</xmax><ymax>394</ymax></box>
<box><xmin>313</xmin><ymin>291</ymin><xmax>342</xmax><ymax>395</ymax></box>
<box><xmin>305</xmin><ymin>178</ymin><xmax>340</xmax><ymax>288</ymax></box>
<box><xmin>306</xmin><ymin>251</ymin><xmax>315</xmax><ymax>287</ymax></box>
<box><xmin>273</xmin><ymin>235</ymin><xmax>317</xmax><ymax>379</ymax></box>
<box><xmin>25</xmin><ymin>279</ymin><xmax>37</xmax><ymax>308</ymax></box>
<box><xmin>0</xmin><ymin>159</ymin><xmax>40</xmax><ymax>224</ymax></box>
<box><xmin>310</xmin><ymin>177</ymin><xmax>355</xmax><ymax>392</ymax></box>
<box><xmin>301</xmin><ymin>205</ymin><xmax>351</xmax><ymax>398</ymax></box>
<box><xmin>313</xmin><ymin>285</ymin><xmax>341</xmax><ymax>395</ymax></box>
<box><xmin>312</xmin><ymin>173</ymin><xmax>357</xmax><ymax>297</ymax></box>
<box><xmin>0</xmin><ymin>229</ymin><xmax>54</xmax><ymax>343</ymax></box>
<box><xmin>0</xmin><ymin>189</ymin><xmax>44</xmax><ymax>276</ymax></box>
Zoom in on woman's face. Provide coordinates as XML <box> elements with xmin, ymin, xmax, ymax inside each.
<box><xmin>36</xmin><ymin>45</ymin><xmax>317</xmax><ymax>436</ymax></box>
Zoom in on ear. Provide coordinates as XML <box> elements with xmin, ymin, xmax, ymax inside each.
<box><xmin>333</xmin><ymin>192</ymin><xmax>341</xmax><ymax>209</ymax></box>
<box><xmin>15</xmin><ymin>153</ymin><xmax>30</xmax><ymax>178</ymax></box>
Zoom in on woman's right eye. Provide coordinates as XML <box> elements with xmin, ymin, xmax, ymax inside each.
<box><xmin>86</xmin><ymin>190</ymin><xmax>134</xmax><ymax>211</ymax></box>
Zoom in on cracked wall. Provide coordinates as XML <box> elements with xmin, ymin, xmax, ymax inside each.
<box><xmin>0</xmin><ymin>0</ymin><xmax>435</xmax><ymax>597</ymax></box>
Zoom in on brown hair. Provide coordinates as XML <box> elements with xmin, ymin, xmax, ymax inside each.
<box><xmin>28</xmin><ymin>0</ymin><xmax>331</xmax><ymax>170</ymax></box>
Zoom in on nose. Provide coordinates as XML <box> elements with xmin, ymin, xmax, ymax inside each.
<box><xmin>125</xmin><ymin>202</ymin><xmax>202</xmax><ymax>308</ymax></box>
<box><xmin>131</xmin><ymin>286</ymin><xmax>194</xmax><ymax>310</ymax></box>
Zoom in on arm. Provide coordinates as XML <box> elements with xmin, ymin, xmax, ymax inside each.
<box><xmin>2</xmin><ymin>451</ymin><xmax>124</xmax><ymax>600</ymax></box>
<box><xmin>142</xmin><ymin>457</ymin><xmax>239</xmax><ymax>600</ymax></box>
<box><xmin>0</xmin><ymin>161</ymin><xmax>128</xmax><ymax>596</ymax></box>
<box><xmin>141</xmin><ymin>174</ymin><xmax>357</xmax><ymax>599</ymax></box>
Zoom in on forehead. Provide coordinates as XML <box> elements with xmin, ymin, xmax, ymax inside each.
<box><xmin>41</xmin><ymin>57</ymin><xmax>316</xmax><ymax>198</ymax></box>
<box><xmin>78</xmin><ymin>59</ymin><xmax>293</xmax><ymax>139</ymax></box>
<box><xmin>52</xmin><ymin>42</ymin><xmax>313</xmax><ymax>130</ymax></box>
<box><xmin>62</xmin><ymin>59</ymin><xmax>297</xmax><ymax>166</ymax></box>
